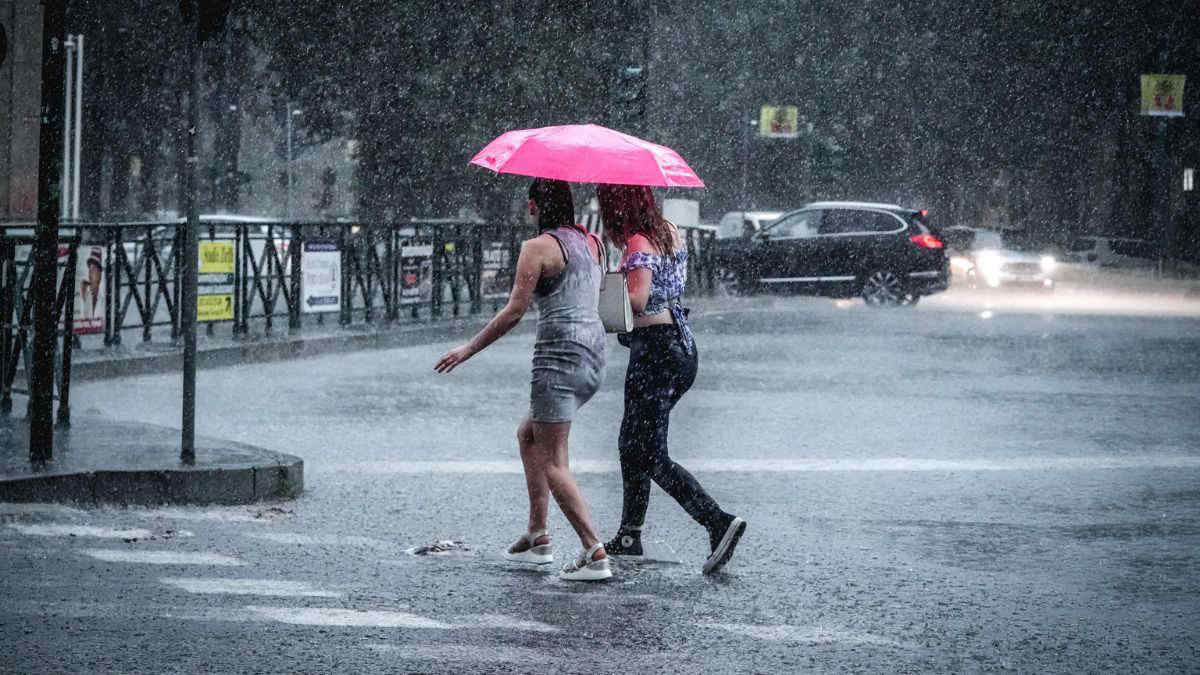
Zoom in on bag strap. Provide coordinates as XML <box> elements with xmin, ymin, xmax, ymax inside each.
<box><xmin>586</xmin><ymin>232</ymin><xmax>606</xmax><ymax>268</ymax></box>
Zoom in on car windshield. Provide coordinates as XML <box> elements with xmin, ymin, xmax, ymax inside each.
<box><xmin>1000</xmin><ymin>233</ymin><xmax>1048</xmax><ymax>252</ymax></box>
<box><xmin>971</xmin><ymin>230</ymin><xmax>1004</xmax><ymax>250</ymax></box>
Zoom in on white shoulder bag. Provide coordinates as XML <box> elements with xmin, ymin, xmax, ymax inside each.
<box><xmin>590</xmin><ymin>233</ymin><xmax>632</xmax><ymax>333</ymax></box>
<box><xmin>598</xmin><ymin>270</ymin><xmax>633</xmax><ymax>333</ymax></box>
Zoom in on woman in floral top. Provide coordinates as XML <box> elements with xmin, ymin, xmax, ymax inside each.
<box><xmin>596</xmin><ymin>184</ymin><xmax>746</xmax><ymax>575</ymax></box>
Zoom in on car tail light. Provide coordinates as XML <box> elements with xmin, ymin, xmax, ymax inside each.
<box><xmin>910</xmin><ymin>233</ymin><xmax>943</xmax><ymax>249</ymax></box>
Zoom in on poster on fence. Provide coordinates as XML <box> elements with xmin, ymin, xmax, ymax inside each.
<box><xmin>199</xmin><ymin>240</ymin><xmax>235</xmax><ymax>275</ymax></box>
<box><xmin>57</xmin><ymin>244</ymin><xmax>105</xmax><ymax>335</ymax></box>
<box><xmin>400</xmin><ymin>242</ymin><xmax>433</xmax><ymax>305</ymax></box>
<box><xmin>301</xmin><ymin>239</ymin><xmax>341</xmax><ymax>313</ymax></box>
<box><xmin>197</xmin><ymin>241</ymin><xmax>235</xmax><ymax>322</ymax></box>
<box><xmin>197</xmin><ymin>294</ymin><xmax>234</xmax><ymax>322</ymax></box>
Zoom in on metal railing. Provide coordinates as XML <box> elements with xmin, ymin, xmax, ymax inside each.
<box><xmin>0</xmin><ymin>229</ymin><xmax>81</xmax><ymax>425</ymax></box>
<box><xmin>0</xmin><ymin>218</ymin><xmax>718</xmax><ymax>425</ymax></box>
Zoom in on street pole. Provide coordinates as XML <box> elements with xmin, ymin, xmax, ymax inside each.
<box><xmin>180</xmin><ymin>2</ymin><xmax>200</xmax><ymax>465</ymax></box>
<box><xmin>285</xmin><ymin>104</ymin><xmax>300</xmax><ymax>219</ymax></box>
<box><xmin>59</xmin><ymin>34</ymin><xmax>71</xmax><ymax>220</ymax></box>
<box><xmin>71</xmin><ymin>34</ymin><xmax>82</xmax><ymax>220</ymax></box>
<box><xmin>31</xmin><ymin>0</ymin><xmax>67</xmax><ymax>466</ymax></box>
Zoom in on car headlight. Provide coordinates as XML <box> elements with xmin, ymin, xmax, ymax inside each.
<box><xmin>976</xmin><ymin>251</ymin><xmax>1002</xmax><ymax>276</ymax></box>
<box><xmin>1040</xmin><ymin>255</ymin><xmax>1056</xmax><ymax>273</ymax></box>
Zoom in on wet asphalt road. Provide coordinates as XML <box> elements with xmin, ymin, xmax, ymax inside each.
<box><xmin>2</xmin><ymin>285</ymin><xmax>1200</xmax><ymax>673</ymax></box>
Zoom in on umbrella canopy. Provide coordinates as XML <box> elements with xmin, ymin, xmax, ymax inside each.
<box><xmin>469</xmin><ymin>124</ymin><xmax>705</xmax><ymax>188</ymax></box>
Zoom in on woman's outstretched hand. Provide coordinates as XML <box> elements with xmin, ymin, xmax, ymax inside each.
<box><xmin>434</xmin><ymin>344</ymin><xmax>474</xmax><ymax>373</ymax></box>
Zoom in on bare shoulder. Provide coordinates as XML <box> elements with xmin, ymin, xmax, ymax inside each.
<box><xmin>626</xmin><ymin>233</ymin><xmax>656</xmax><ymax>254</ymax></box>
<box><xmin>521</xmin><ymin>233</ymin><xmax>557</xmax><ymax>256</ymax></box>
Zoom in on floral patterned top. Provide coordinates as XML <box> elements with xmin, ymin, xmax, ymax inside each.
<box><xmin>621</xmin><ymin>247</ymin><xmax>695</xmax><ymax>353</ymax></box>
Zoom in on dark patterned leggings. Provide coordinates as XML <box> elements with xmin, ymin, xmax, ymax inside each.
<box><xmin>617</xmin><ymin>324</ymin><xmax>726</xmax><ymax>531</ymax></box>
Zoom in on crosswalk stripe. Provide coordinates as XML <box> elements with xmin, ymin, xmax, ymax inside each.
<box><xmin>245</xmin><ymin>606</ymin><xmax>452</xmax><ymax>629</ymax></box>
<box><xmin>8</xmin><ymin>524</ymin><xmax>155</xmax><ymax>539</ymax></box>
<box><xmin>702</xmin><ymin>622</ymin><xmax>911</xmax><ymax>648</ymax></box>
<box><xmin>330</xmin><ymin>454</ymin><xmax>1200</xmax><ymax>475</ymax></box>
<box><xmin>83</xmin><ymin>549</ymin><xmax>244</xmax><ymax>566</ymax></box>
<box><xmin>161</xmin><ymin>577</ymin><xmax>341</xmax><ymax>598</ymax></box>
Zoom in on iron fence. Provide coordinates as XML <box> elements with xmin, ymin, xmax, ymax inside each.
<box><xmin>0</xmin><ymin>218</ymin><xmax>718</xmax><ymax>425</ymax></box>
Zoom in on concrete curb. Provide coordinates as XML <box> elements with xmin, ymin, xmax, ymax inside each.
<box><xmin>0</xmin><ymin>455</ymin><xmax>303</xmax><ymax>506</ymax></box>
<box><xmin>0</xmin><ymin>417</ymin><xmax>304</xmax><ymax>506</ymax></box>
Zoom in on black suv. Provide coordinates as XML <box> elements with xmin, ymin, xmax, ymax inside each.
<box><xmin>712</xmin><ymin>201</ymin><xmax>949</xmax><ymax>306</ymax></box>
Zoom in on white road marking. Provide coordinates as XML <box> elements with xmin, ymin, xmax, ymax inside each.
<box><xmin>83</xmin><ymin>549</ymin><xmax>244</xmax><ymax>566</ymax></box>
<box><xmin>331</xmin><ymin>455</ymin><xmax>1200</xmax><ymax>475</ymax></box>
<box><xmin>704</xmin><ymin>622</ymin><xmax>910</xmax><ymax>648</ymax></box>
<box><xmin>458</xmin><ymin>614</ymin><xmax>560</xmax><ymax>633</ymax></box>
<box><xmin>0</xmin><ymin>503</ymin><xmax>86</xmax><ymax>517</ymax></box>
<box><xmin>8</xmin><ymin>524</ymin><xmax>155</xmax><ymax>539</ymax></box>
<box><xmin>119</xmin><ymin>506</ymin><xmax>287</xmax><ymax>523</ymax></box>
<box><xmin>160</xmin><ymin>577</ymin><xmax>342</xmax><ymax>598</ymax></box>
<box><xmin>245</xmin><ymin>531</ymin><xmax>397</xmax><ymax>549</ymax></box>
<box><xmin>246</xmin><ymin>606</ymin><xmax>452</xmax><ymax>629</ymax></box>
<box><xmin>362</xmin><ymin>643</ymin><xmax>551</xmax><ymax>664</ymax></box>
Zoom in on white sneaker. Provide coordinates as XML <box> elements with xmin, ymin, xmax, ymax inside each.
<box><xmin>503</xmin><ymin>530</ymin><xmax>553</xmax><ymax>565</ymax></box>
<box><xmin>559</xmin><ymin>543</ymin><xmax>612</xmax><ymax>581</ymax></box>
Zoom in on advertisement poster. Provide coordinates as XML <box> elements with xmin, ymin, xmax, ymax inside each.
<box><xmin>760</xmin><ymin>105</ymin><xmax>799</xmax><ymax>137</ymax></box>
<box><xmin>400</xmin><ymin>242</ymin><xmax>433</xmax><ymax>305</ymax></box>
<box><xmin>58</xmin><ymin>244</ymin><xmax>105</xmax><ymax>335</ymax></box>
<box><xmin>301</xmin><ymin>239</ymin><xmax>341</xmax><ymax>313</ymax></box>
<box><xmin>1140</xmin><ymin>74</ymin><xmax>1186</xmax><ymax>117</ymax></box>
<box><xmin>197</xmin><ymin>294</ymin><xmax>234</xmax><ymax>322</ymax></box>
<box><xmin>199</xmin><ymin>240</ymin><xmax>235</xmax><ymax>274</ymax></box>
<box><xmin>197</xmin><ymin>241</ymin><xmax>235</xmax><ymax>322</ymax></box>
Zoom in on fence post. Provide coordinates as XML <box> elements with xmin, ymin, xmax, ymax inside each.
<box><xmin>431</xmin><ymin>226</ymin><xmax>444</xmax><ymax>319</ymax></box>
<box><xmin>142</xmin><ymin>225</ymin><xmax>153</xmax><ymax>342</ymax></box>
<box><xmin>386</xmin><ymin>225</ymin><xmax>398</xmax><ymax>322</ymax></box>
<box><xmin>105</xmin><ymin>227</ymin><xmax>116</xmax><ymax>345</ymax></box>
<box><xmin>56</xmin><ymin>242</ymin><xmax>75</xmax><ymax>429</ymax></box>
<box><xmin>339</xmin><ymin>226</ymin><xmax>351</xmax><ymax>326</ymax></box>
<box><xmin>470</xmin><ymin>225</ymin><xmax>483</xmax><ymax>315</ymax></box>
<box><xmin>289</xmin><ymin>224</ymin><xmax>302</xmax><ymax>333</ymax></box>
<box><xmin>0</xmin><ymin>239</ymin><xmax>13</xmax><ymax>414</ymax></box>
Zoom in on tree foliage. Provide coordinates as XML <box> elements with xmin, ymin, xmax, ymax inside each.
<box><xmin>64</xmin><ymin>0</ymin><xmax>1199</xmax><ymax>243</ymax></box>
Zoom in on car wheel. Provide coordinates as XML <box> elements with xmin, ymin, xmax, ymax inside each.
<box><xmin>861</xmin><ymin>270</ymin><xmax>904</xmax><ymax>307</ymax></box>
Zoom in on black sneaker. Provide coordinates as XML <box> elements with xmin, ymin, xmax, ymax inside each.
<box><xmin>604</xmin><ymin>529</ymin><xmax>644</xmax><ymax>558</ymax></box>
<box><xmin>703</xmin><ymin>516</ymin><xmax>746</xmax><ymax>575</ymax></box>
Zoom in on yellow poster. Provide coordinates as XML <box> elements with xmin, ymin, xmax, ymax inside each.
<box><xmin>1140</xmin><ymin>74</ymin><xmax>1186</xmax><ymax>117</ymax></box>
<box><xmin>197</xmin><ymin>294</ymin><xmax>234</xmax><ymax>322</ymax></box>
<box><xmin>199</xmin><ymin>241</ymin><xmax>235</xmax><ymax>274</ymax></box>
<box><xmin>760</xmin><ymin>105</ymin><xmax>799</xmax><ymax>137</ymax></box>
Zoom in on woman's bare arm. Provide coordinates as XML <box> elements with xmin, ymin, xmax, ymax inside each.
<box><xmin>434</xmin><ymin>237</ymin><xmax>550</xmax><ymax>373</ymax></box>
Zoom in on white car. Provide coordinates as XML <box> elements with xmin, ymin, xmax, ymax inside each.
<box><xmin>1064</xmin><ymin>236</ymin><xmax>1156</xmax><ymax>268</ymax></box>
<box><xmin>946</xmin><ymin>228</ymin><xmax>1057</xmax><ymax>291</ymax></box>
<box><xmin>716</xmin><ymin>210</ymin><xmax>784</xmax><ymax>239</ymax></box>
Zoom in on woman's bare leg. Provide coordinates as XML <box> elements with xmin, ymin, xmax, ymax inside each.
<box><xmin>516</xmin><ymin>416</ymin><xmax>550</xmax><ymax>534</ymax></box>
<box><xmin>530</xmin><ymin>420</ymin><xmax>602</xmax><ymax>552</ymax></box>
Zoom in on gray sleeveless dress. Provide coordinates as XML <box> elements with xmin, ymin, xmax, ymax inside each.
<box><xmin>529</xmin><ymin>226</ymin><xmax>606</xmax><ymax>423</ymax></box>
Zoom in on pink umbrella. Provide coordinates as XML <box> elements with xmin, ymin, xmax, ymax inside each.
<box><xmin>469</xmin><ymin>124</ymin><xmax>705</xmax><ymax>188</ymax></box>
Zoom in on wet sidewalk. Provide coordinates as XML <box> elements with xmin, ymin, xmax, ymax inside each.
<box><xmin>2</xmin><ymin>313</ymin><xmax>501</xmax><ymax>507</ymax></box>
<box><xmin>0</xmin><ymin>414</ymin><xmax>303</xmax><ymax>506</ymax></box>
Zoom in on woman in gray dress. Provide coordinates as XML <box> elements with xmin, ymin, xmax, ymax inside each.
<box><xmin>435</xmin><ymin>178</ymin><xmax>611</xmax><ymax>581</ymax></box>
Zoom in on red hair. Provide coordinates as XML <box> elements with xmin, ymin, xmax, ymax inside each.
<box><xmin>596</xmin><ymin>184</ymin><xmax>675</xmax><ymax>255</ymax></box>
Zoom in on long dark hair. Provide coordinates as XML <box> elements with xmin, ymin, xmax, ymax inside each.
<box><xmin>528</xmin><ymin>178</ymin><xmax>575</xmax><ymax>231</ymax></box>
<box><xmin>596</xmin><ymin>184</ymin><xmax>675</xmax><ymax>255</ymax></box>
